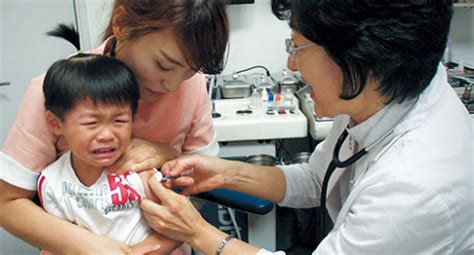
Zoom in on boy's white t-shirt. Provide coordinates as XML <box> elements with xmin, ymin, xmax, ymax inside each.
<box><xmin>37</xmin><ymin>151</ymin><xmax>152</xmax><ymax>245</ymax></box>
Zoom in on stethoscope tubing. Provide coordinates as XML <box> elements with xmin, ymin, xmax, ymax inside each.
<box><xmin>317</xmin><ymin>97</ymin><xmax>416</xmax><ymax>239</ymax></box>
<box><xmin>319</xmin><ymin>128</ymin><xmax>368</xmax><ymax>237</ymax></box>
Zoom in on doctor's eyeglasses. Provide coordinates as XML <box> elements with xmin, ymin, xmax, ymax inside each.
<box><xmin>285</xmin><ymin>38</ymin><xmax>316</xmax><ymax>60</ymax></box>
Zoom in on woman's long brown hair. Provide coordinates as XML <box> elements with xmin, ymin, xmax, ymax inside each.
<box><xmin>103</xmin><ymin>0</ymin><xmax>229</xmax><ymax>74</ymax></box>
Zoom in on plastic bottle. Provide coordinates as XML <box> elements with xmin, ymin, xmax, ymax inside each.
<box><xmin>261</xmin><ymin>88</ymin><xmax>268</xmax><ymax>110</ymax></box>
<box><xmin>275</xmin><ymin>93</ymin><xmax>282</xmax><ymax>108</ymax></box>
<box><xmin>250</xmin><ymin>88</ymin><xmax>260</xmax><ymax>109</ymax></box>
<box><xmin>267</xmin><ymin>90</ymin><xmax>275</xmax><ymax>110</ymax></box>
<box><xmin>282</xmin><ymin>87</ymin><xmax>295</xmax><ymax>108</ymax></box>
<box><xmin>268</xmin><ymin>90</ymin><xmax>274</xmax><ymax>102</ymax></box>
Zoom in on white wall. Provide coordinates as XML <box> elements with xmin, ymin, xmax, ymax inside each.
<box><xmin>450</xmin><ymin>6</ymin><xmax>474</xmax><ymax>68</ymax></box>
<box><xmin>223</xmin><ymin>1</ymin><xmax>290</xmax><ymax>73</ymax></box>
<box><xmin>0</xmin><ymin>0</ymin><xmax>77</xmax><ymax>253</ymax></box>
<box><xmin>0</xmin><ymin>0</ymin><xmax>78</xmax><ymax>146</ymax></box>
<box><xmin>75</xmin><ymin>0</ymin><xmax>114</xmax><ymax>49</ymax></box>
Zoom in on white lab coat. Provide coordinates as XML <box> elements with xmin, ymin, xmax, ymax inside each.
<box><xmin>259</xmin><ymin>64</ymin><xmax>473</xmax><ymax>254</ymax></box>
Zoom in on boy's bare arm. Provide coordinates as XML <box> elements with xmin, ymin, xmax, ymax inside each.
<box><xmin>138</xmin><ymin>170</ymin><xmax>184</xmax><ymax>254</ymax></box>
<box><xmin>139</xmin><ymin>170</ymin><xmax>161</xmax><ymax>203</ymax></box>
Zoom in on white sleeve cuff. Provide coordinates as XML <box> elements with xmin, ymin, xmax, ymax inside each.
<box><xmin>256</xmin><ymin>248</ymin><xmax>286</xmax><ymax>255</ymax></box>
<box><xmin>277</xmin><ymin>164</ymin><xmax>302</xmax><ymax>206</ymax></box>
<box><xmin>277</xmin><ymin>163</ymin><xmax>321</xmax><ymax>208</ymax></box>
<box><xmin>185</xmin><ymin>133</ymin><xmax>220</xmax><ymax>156</ymax></box>
<box><xmin>0</xmin><ymin>152</ymin><xmax>39</xmax><ymax>191</ymax></box>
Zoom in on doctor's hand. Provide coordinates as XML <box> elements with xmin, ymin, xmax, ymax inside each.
<box><xmin>140</xmin><ymin>177</ymin><xmax>211</xmax><ymax>245</ymax></box>
<box><xmin>108</xmin><ymin>138</ymin><xmax>179</xmax><ymax>175</ymax></box>
<box><xmin>160</xmin><ymin>154</ymin><xmax>230</xmax><ymax>195</ymax></box>
<box><xmin>142</xmin><ymin>177</ymin><xmax>263</xmax><ymax>255</ymax></box>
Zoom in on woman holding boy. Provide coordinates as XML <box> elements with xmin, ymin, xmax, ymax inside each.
<box><xmin>0</xmin><ymin>0</ymin><xmax>229</xmax><ymax>254</ymax></box>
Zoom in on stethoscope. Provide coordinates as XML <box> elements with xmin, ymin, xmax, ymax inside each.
<box><xmin>318</xmin><ymin>98</ymin><xmax>419</xmax><ymax>239</ymax></box>
<box><xmin>318</xmin><ymin>125</ymin><xmax>394</xmax><ymax>238</ymax></box>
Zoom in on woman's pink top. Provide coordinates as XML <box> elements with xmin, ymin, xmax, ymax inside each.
<box><xmin>0</xmin><ymin>40</ymin><xmax>218</xmax><ymax>190</ymax></box>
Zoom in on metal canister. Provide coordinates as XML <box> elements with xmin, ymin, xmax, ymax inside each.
<box><xmin>272</xmin><ymin>69</ymin><xmax>300</xmax><ymax>94</ymax></box>
<box><xmin>290</xmin><ymin>151</ymin><xmax>312</xmax><ymax>164</ymax></box>
<box><xmin>246</xmin><ymin>154</ymin><xmax>276</xmax><ymax>166</ymax></box>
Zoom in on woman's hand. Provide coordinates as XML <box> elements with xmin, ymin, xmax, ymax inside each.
<box><xmin>127</xmin><ymin>244</ymin><xmax>161</xmax><ymax>255</ymax></box>
<box><xmin>141</xmin><ymin>178</ymin><xmax>263</xmax><ymax>255</ymax></box>
<box><xmin>41</xmin><ymin>231</ymin><xmax>159</xmax><ymax>255</ymax></box>
<box><xmin>85</xmin><ymin>234</ymin><xmax>160</xmax><ymax>255</ymax></box>
<box><xmin>140</xmin><ymin>177</ymin><xmax>210</xmax><ymax>245</ymax></box>
<box><xmin>160</xmin><ymin>154</ymin><xmax>230</xmax><ymax>195</ymax></box>
<box><xmin>85</xmin><ymin>235</ymin><xmax>132</xmax><ymax>254</ymax></box>
<box><xmin>108</xmin><ymin>138</ymin><xmax>179</xmax><ymax>175</ymax></box>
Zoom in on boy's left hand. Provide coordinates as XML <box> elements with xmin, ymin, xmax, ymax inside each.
<box><xmin>107</xmin><ymin>138</ymin><xmax>179</xmax><ymax>175</ymax></box>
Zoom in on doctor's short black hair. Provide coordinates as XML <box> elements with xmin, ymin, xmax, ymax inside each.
<box><xmin>43</xmin><ymin>53</ymin><xmax>140</xmax><ymax>121</ymax></box>
<box><xmin>272</xmin><ymin>0</ymin><xmax>453</xmax><ymax>103</ymax></box>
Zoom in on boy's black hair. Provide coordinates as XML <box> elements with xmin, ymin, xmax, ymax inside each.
<box><xmin>44</xmin><ymin>24</ymin><xmax>139</xmax><ymax>121</ymax></box>
<box><xmin>272</xmin><ymin>0</ymin><xmax>453</xmax><ymax>103</ymax></box>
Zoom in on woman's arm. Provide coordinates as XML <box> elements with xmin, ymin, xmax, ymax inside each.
<box><xmin>222</xmin><ymin>160</ymin><xmax>286</xmax><ymax>203</ymax></box>
<box><xmin>0</xmin><ymin>180</ymin><xmax>131</xmax><ymax>254</ymax></box>
<box><xmin>188</xmin><ymin>222</ymin><xmax>261</xmax><ymax>255</ymax></box>
<box><xmin>160</xmin><ymin>154</ymin><xmax>287</xmax><ymax>203</ymax></box>
<box><xmin>108</xmin><ymin>138</ymin><xmax>179</xmax><ymax>175</ymax></box>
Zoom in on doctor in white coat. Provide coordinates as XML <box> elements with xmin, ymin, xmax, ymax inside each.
<box><xmin>139</xmin><ymin>1</ymin><xmax>473</xmax><ymax>254</ymax></box>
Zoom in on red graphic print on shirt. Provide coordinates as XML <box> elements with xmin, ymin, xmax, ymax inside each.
<box><xmin>107</xmin><ymin>172</ymin><xmax>142</xmax><ymax>205</ymax></box>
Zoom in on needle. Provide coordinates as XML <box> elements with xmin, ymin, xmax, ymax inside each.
<box><xmin>160</xmin><ymin>175</ymin><xmax>180</xmax><ymax>182</ymax></box>
<box><xmin>153</xmin><ymin>168</ymin><xmax>194</xmax><ymax>183</ymax></box>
